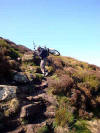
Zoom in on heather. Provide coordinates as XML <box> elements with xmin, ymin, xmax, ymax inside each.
<box><xmin>0</xmin><ymin>37</ymin><xmax>100</xmax><ymax>133</ymax></box>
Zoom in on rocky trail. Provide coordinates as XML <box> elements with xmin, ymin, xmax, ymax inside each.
<box><xmin>2</xmin><ymin>76</ymin><xmax>58</xmax><ymax>133</ymax></box>
<box><xmin>1</xmin><ymin>38</ymin><xmax>100</xmax><ymax>133</ymax></box>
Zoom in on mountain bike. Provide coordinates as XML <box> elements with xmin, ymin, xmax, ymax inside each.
<box><xmin>33</xmin><ymin>41</ymin><xmax>60</xmax><ymax>56</ymax></box>
<box><xmin>48</xmin><ymin>48</ymin><xmax>60</xmax><ymax>56</ymax></box>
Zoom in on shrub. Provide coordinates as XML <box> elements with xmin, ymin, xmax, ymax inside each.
<box><xmin>33</xmin><ymin>73</ymin><xmax>44</xmax><ymax>83</ymax></box>
<box><xmin>49</xmin><ymin>74</ymin><xmax>73</xmax><ymax>95</ymax></box>
<box><xmin>33</xmin><ymin>66</ymin><xmax>41</xmax><ymax>73</ymax></box>
<box><xmin>72</xmin><ymin>120</ymin><xmax>91</xmax><ymax>133</ymax></box>
<box><xmin>46</xmin><ymin>66</ymin><xmax>54</xmax><ymax>74</ymax></box>
<box><xmin>37</xmin><ymin>125</ymin><xmax>49</xmax><ymax>133</ymax></box>
<box><xmin>55</xmin><ymin>97</ymin><xmax>74</xmax><ymax>127</ymax></box>
<box><xmin>8</xmin><ymin>60</ymin><xmax>20</xmax><ymax>70</ymax></box>
<box><xmin>23</xmin><ymin>60</ymin><xmax>36</xmax><ymax>67</ymax></box>
<box><xmin>72</xmin><ymin>70</ymin><xmax>100</xmax><ymax>89</ymax></box>
<box><xmin>33</xmin><ymin>54</ymin><xmax>40</xmax><ymax>66</ymax></box>
<box><xmin>55</xmin><ymin>108</ymin><xmax>68</xmax><ymax>127</ymax></box>
<box><xmin>0</xmin><ymin>52</ymin><xmax>20</xmax><ymax>80</ymax></box>
<box><xmin>0</xmin><ymin>54</ymin><xmax>11</xmax><ymax>79</ymax></box>
<box><xmin>8</xmin><ymin>48</ymin><xmax>20</xmax><ymax>59</ymax></box>
<box><xmin>0</xmin><ymin>40</ymin><xmax>21</xmax><ymax>80</ymax></box>
<box><xmin>0</xmin><ymin>40</ymin><xmax>9</xmax><ymax>48</ymax></box>
<box><xmin>88</xmin><ymin>64</ymin><xmax>97</xmax><ymax>71</ymax></box>
<box><xmin>48</xmin><ymin>56</ymin><xmax>65</xmax><ymax>70</ymax></box>
<box><xmin>0</xmin><ymin>40</ymin><xmax>20</xmax><ymax>59</ymax></box>
<box><xmin>4</xmin><ymin>98</ymin><xmax>19</xmax><ymax>117</ymax></box>
<box><xmin>76</xmin><ymin>71</ymin><xmax>100</xmax><ymax>91</ymax></box>
<box><xmin>72</xmin><ymin>71</ymin><xmax>83</xmax><ymax>83</ymax></box>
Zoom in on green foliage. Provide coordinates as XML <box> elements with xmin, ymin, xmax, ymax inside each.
<box><xmin>79</xmin><ymin>72</ymin><xmax>100</xmax><ymax>89</ymax></box>
<box><xmin>37</xmin><ymin>125</ymin><xmax>49</xmax><ymax>133</ymax></box>
<box><xmin>0</xmin><ymin>40</ymin><xmax>9</xmax><ymax>48</ymax></box>
<box><xmin>23</xmin><ymin>60</ymin><xmax>36</xmax><ymax>66</ymax></box>
<box><xmin>0</xmin><ymin>40</ymin><xmax>21</xmax><ymax>79</ymax></box>
<box><xmin>33</xmin><ymin>66</ymin><xmax>41</xmax><ymax>73</ymax></box>
<box><xmin>72</xmin><ymin>120</ymin><xmax>91</xmax><ymax>133</ymax></box>
<box><xmin>8</xmin><ymin>48</ymin><xmax>20</xmax><ymax>59</ymax></box>
<box><xmin>36</xmin><ymin>73</ymin><xmax>44</xmax><ymax>80</ymax></box>
<box><xmin>72</xmin><ymin>71</ymin><xmax>100</xmax><ymax>89</ymax></box>
<box><xmin>55</xmin><ymin>107</ymin><xmax>74</xmax><ymax>127</ymax></box>
<box><xmin>55</xmin><ymin>96</ymin><xmax>74</xmax><ymax>127</ymax></box>
<box><xmin>79</xmin><ymin>62</ymin><xmax>89</xmax><ymax>69</ymax></box>
<box><xmin>48</xmin><ymin>55</ymin><xmax>100</xmax><ymax>120</ymax></box>
<box><xmin>20</xmin><ymin>118</ymin><xmax>28</xmax><ymax>125</ymax></box>
<box><xmin>4</xmin><ymin>98</ymin><xmax>19</xmax><ymax>117</ymax></box>
<box><xmin>33</xmin><ymin>73</ymin><xmax>44</xmax><ymax>83</ymax></box>
<box><xmin>33</xmin><ymin>54</ymin><xmax>41</xmax><ymax>66</ymax></box>
<box><xmin>82</xmin><ymin>73</ymin><xmax>96</xmax><ymax>82</ymax></box>
<box><xmin>53</xmin><ymin>121</ymin><xmax>57</xmax><ymax>128</ymax></box>
<box><xmin>88</xmin><ymin>79</ymin><xmax>100</xmax><ymax>90</ymax></box>
<box><xmin>46</xmin><ymin>66</ymin><xmax>54</xmax><ymax>74</ymax></box>
<box><xmin>0</xmin><ymin>39</ymin><xmax>20</xmax><ymax>60</ymax></box>
<box><xmin>82</xmin><ymin>74</ymin><xmax>100</xmax><ymax>90</ymax></box>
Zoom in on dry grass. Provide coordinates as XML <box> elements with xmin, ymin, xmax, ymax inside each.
<box><xmin>4</xmin><ymin>98</ymin><xmax>20</xmax><ymax>117</ymax></box>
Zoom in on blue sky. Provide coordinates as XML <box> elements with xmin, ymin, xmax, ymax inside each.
<box><xmin>0</xmin><ymin>0</ymin><xmax>100</xmax><ymax>66</ymax></box>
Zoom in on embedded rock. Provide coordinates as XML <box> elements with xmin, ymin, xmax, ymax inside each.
<box><xmin>0</xmin><ymin>85</ymin><xmax>17</xmax><ymax>101</ymax></box>
<box><xmin>13</xmin><ymin>72</ymin><xmax>29</xmax><ymax>83</ymax></box>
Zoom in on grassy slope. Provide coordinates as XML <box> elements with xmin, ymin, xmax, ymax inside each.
<box><xmin>47</xmin><ymin>55</ymin><xmax>100</xmax><ymax>132</ymax></box>
<box><xmin>0</xmin><ymin>38</ymin><xmax>100</xmax><ymax>132</ymax></box>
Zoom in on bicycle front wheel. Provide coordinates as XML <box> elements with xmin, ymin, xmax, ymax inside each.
<box><xmin>49</xmin><ymin>49</ymin><xmax>60</xmax><ymax>56</ymax></box>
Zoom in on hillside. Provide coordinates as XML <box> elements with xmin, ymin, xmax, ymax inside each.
<box><xmin>0</xmin><ymin>37</ymin><xmax>32</xmax><ymax>54</ymax></box>
<box><xmin>0</xmin><ymin>38</ymin><xmax>100</xmax><ymax>133</ymax></box>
